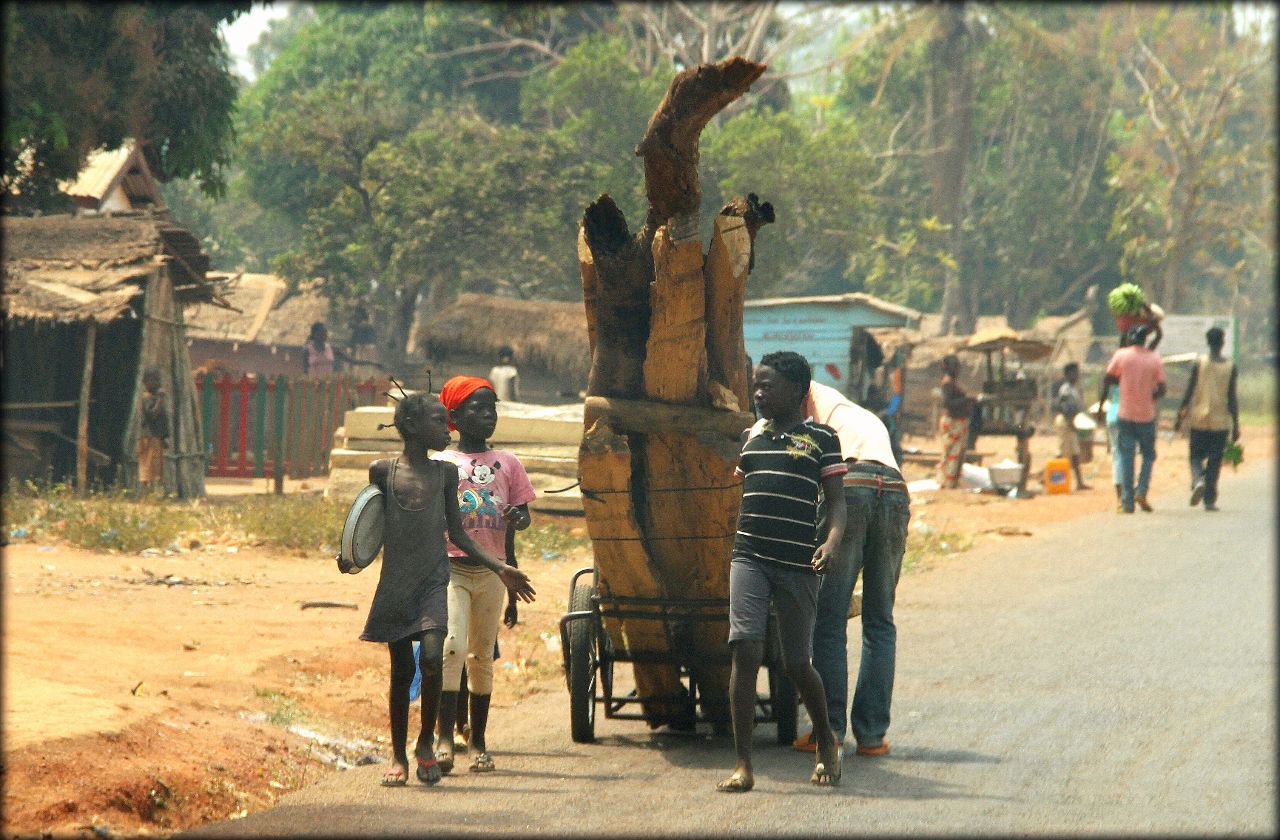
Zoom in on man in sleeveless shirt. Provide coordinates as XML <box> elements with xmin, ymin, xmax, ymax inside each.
<box><xmin>1175</xmin><ymin>327</ymin><xmax>1238</xmax><ymax>511</ymax></box>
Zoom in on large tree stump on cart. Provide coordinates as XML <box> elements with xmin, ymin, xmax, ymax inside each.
<box><xmin>577</xmin><ymin>57</ymin><xmax>770</xmax><ymax>728</ymax></box>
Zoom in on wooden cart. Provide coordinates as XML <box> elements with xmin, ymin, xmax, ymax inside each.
<box><xmin>558</xmin><ymin>563</ymin><xmax>797</xmax><ymax>744</ymax></box>
<box><xmin>561</xmin><ymin>58</ymin><xmax>794</xmax><ymax>743</ymax></box>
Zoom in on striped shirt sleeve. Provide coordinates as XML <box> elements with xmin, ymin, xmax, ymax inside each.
<box><xmin>816</xmin><ymin>424</ymin><xmax>848</xmax><ymax>478</ymax></box>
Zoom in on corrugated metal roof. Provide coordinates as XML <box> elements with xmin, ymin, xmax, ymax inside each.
<box><xmin>745</xmin><ymin>292</ymin><xmax>921</xmax><ymax>325</ymax></box>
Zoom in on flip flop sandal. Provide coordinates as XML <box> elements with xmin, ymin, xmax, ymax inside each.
<box><xmin>380</xmin><ymin>766</ymin><xmax>408</xmax><ymax>787</ymax></box>
<box><xmin>715</xmin><ymin>773</ymin><xmax>753</xmax><ymax>793</ymax></box>
<box><xmin>453</xmin><ymin>733</ymin><xmax>469</xmax><ymax>753</ymax></box>
<box><xmin>435</xmin><ymin>748</ymin><xmax>455</xmax><ymax>775</ymax></box>
<box><xmin>792</xmin><ymin>730</ymin><xmax>817</xmax><ymax>753</ymax></box>
<box><xmin>855</xmin><ymin>740</ymin><xmax>890</xmax><ymax>756</ymax></box>
<box><xmin>415</xmin><ymin>755</ymin><xmax>442</xmax><ymax>786</ymax></box>
<box><xmin>469</xmin><ymin>752</ymin><xmax>496</xmax><ymax>773</ymax></box>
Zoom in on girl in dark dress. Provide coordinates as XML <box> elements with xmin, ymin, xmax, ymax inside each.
<box><xmin>337</xmin><ymin>392</ymin><xmax>535</xmax><ymax>787</ymax></box>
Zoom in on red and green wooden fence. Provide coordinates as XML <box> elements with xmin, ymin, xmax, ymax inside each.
<box><xmin>195</xmin><ymin>373</ymin><xmax>388</xmax><ymax>480</ymax></box>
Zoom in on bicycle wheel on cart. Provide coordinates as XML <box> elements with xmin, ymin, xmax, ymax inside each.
<box><xmin>568</xmin><ymin>582</ymin><xmax>597</xmax><ymax>743</ymax></box>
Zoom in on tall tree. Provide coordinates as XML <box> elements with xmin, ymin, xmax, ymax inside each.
<box><xmin>3</xmin><ymin>2</ymin><xmax>250</xmax><ymax>211</ymax></box>
<box><xmin>1103</xmin><ymin>5</ymin><xmax>1273</xmax><ymax>317</ymax></box>
<box><xmin>840</xmin><ymin>3</ymin><xmax>1074</xmax><ymax>334</ymax></box>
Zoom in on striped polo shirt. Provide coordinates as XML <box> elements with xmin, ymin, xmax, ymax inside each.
<box><xmin>733</xmin><ymin>419</ymin><xmax>848</xmax><ymax>570</ymax></box>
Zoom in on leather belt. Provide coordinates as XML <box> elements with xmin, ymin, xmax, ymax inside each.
<box><xmin>843</xmin><ymin>474</ymin><xmax>909</xmax><ymax>495</ymax></box>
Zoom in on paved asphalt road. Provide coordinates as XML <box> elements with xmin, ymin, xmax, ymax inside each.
<box><xmin>188</xmin><ymin>458</ymin><xmax>1276</xmax><ymax>837</ymax></box>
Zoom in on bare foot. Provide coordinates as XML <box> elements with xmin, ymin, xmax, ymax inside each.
<box><xmin>811</xmin><ymin>737</ymin><xmax>842</xmax><ymax>786</ymax></box>
<box><xmin>716</xmin><ymin>769</ymin><xmax>754</xmax><ymax>793</ymax></box>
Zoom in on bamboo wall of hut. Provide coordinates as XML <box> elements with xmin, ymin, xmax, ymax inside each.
<box><xmin>2</xmin><ymin>213</ymin><xmax>221</xmax><ymax>496</ymax></box>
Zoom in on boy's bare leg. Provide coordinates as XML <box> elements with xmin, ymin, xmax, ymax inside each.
<box><xmin>785</xmin><ymin>658</ymin><xmax>840</xmax><ymax>783</ymax></box>
<box><xmin>718</xmin><ymin>639</ymin><xmax>764</xmax><ymax>792</ymax></box>
<box><xmin>1071</xmin><ymin>455</ymin><xmax>1090</xmax><ymax>490</ymax></box>
<box><xmin>415</xmin><ymin>630</ymin><xmax>446</xmax><ymax>780</ymax></box>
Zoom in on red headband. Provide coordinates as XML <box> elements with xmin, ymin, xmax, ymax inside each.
<box><xmin>438</xmin><ymin>375</ymin><xmax>495</xmax><ymax>430</ymax></box>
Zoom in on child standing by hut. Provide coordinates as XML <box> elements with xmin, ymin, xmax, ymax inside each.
<box><xmin>430</xmin><ymin>375</ymin><xmax>537</xmax><ymax>774</ymax></box>
<box><xmin>336</xmin><ymin>391</ymin><xmax>535</xmax><ymax>787</ymax></box>
<box><xmin>138</xmin><ymin>367</ymin><xmax>168</xmax><ymax>493</ymax></box>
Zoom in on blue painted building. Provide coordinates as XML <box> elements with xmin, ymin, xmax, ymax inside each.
<box><xmin>743</xmin><ymin>293</ymin><xmax>921</xmax><ymax>394</ymax></box>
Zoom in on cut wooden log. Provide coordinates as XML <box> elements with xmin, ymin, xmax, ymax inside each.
<box><xmin>582</xmin><ymin>396</ymin><xmax>752</xmax><ymax>444</ymax></box>
<box><xmin>577</xmin><ymin>56</ymin><xmax>767</xmax><ymax>728</ymax></box>
<box><xmin>578</xmin><ymin>227</ymin><xmax>600</xmax><ymax>358</ymax></box>
<box><xmin>642</xmin><ymin>225</ymin><xmax>707</xmax><ymax>404</ymax></box>
<box><xmin>578</xmin><ymin>415</ymin><xmax>686</xmax><ymax>723</ymax></box>
<box><xmin>703</xmin><ymin>213</ymin><xmax>754</xmax><ymax>412</ymax></box>
<box><xmin>582</xmin><ymin>196</ymin><xmax>651</xmax><ymax>399</ymax></box>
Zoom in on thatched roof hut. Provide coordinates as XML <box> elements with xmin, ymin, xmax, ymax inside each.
<box><xmin>2</xmin><ymin>213</ymin><xmax>220</xmax><ymax>496</ymax></box>
<box><xmin>418</xmin><ymin>293</ymin><xmax>590</xmax><ymax>401</ymax></box>
<box><xmin>184</xmin><ymin>273</ymin><xmax>331</xmax><ymax>376</ymax></box>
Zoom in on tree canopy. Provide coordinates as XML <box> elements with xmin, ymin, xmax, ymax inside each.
<box><xmin>3</xmin><ymin>2</ymin><xmax>250</xmax><ymax>211</ymax></box>
<box><xmin>142</xmin><ymin>1</ymin><xmax>1273</xmax><ymax>362</ymax></box>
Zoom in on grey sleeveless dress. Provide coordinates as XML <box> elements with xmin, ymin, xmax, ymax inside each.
<box><xmin>360</xmin><ymin>458</ymin><xmax>451</xmax><ymax>643</ymax></box>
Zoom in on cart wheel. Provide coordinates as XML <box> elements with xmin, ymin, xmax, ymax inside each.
<box><xmin>568</xmin><ymin>582</ymin><xmax>596</xmax><ymax>743</ymax></box>
<box><xmin>771</xmin><ymin>668</ymin><xmax>798</xmax><ymax>745</ymax></box>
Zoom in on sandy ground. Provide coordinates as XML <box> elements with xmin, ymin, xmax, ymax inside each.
<box><xmin>2</xmin><ymin>424</ymin><xmax>1271</xmax><ymax>838</ymax></box>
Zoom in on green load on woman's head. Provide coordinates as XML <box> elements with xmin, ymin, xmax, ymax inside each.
<box><xmin>1107</xmin><ymin>283</ymin><xmax>1146</xmax><ymax>316</ymax></box>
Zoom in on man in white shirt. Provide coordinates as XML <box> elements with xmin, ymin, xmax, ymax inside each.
<box><xmin>788</xmin><ymin>380</ymin><xmax>910</xmax><ymax>757</ymax></box>
<box><xmin>487</xmin><ymin>346</ymin><xmax>520</xmax><ymax>403</ymax></box>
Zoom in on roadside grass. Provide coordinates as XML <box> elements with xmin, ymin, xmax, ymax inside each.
<box><xmin>1237</xmin><ymin>367</ymin><xmax>1275</xmax><ymax>427</ymax></box>
<box><xmin>254</xmin><ymin>689</ymin><xmax>308</xmax><ymax>727</ymax></box>
<box><xmin>3</xmin><ymin>481</ymin><xmax>593</xmax><ymax>560</ymax></box>
<box><xmin>206</xmin><ymin>494</ymin><xmax>342</xmax><ymax>554</ymax></box>
<box><xmin>903</xmin><ymin>523</ymin><xmax>973</xmax><ymax>575</ymax></box>
<box><xmin>2</xmin><ymin>481</ymin><xmax>204</xmax><ymax>553</ymax></box>
<box><xmin>514</xmin><ymin>520</ymin><xmax>591</xmax><ymax>561</ymax></box>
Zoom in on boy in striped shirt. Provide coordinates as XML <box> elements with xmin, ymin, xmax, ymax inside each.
<box><xmin>717</xmin><ymin>351</ymin><xmax>846</xmax><ymax>793</ymax></box>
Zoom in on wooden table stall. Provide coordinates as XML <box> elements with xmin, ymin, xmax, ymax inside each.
<box><xmin>960</xmin><ymin>329</ymin><xmax>1054</xmax><ymax>495</ymax></box>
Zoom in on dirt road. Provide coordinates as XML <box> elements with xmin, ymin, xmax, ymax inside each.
<box><xmin>187</xmin><ymin>443</ymin><xmax>1277</xmax><ymax>837</ymax></box>
<box><xmin>3</xmin><ymin>426</ymin><xmax>1272</xmax><ymax>837</ymax></box>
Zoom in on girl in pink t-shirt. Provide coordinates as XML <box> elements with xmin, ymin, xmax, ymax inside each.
<box><xmin>431</xmin><ymin>376</ymin><xmax>536</xmax><ymax>774</ymax></box>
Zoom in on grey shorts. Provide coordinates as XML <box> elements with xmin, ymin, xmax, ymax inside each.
<box><xmin>728</xmin><ymin>554</ymin><xmax>820</xmax><ymax>669</ymax></box>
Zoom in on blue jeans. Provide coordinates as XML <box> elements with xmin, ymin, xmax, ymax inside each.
<box><xmin>812</xmin><ymin>463</ymin><xmax>910</xmax><ymax>745</ymax></box>
<box><xmin>1107</xmin><ymin>422</ymin><xmax>1122</xmax><ymax>486</ymax></box>
<box><xmin>1116</xmin><ymin>418</ymin><xmax>1157</xmax><ymax>510</ymax></box>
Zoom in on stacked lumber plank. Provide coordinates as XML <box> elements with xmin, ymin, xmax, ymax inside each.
<box><xmin>325</xmin><ymin>401</ymin><xmax>584</xmax><ymax>514</ymax></box>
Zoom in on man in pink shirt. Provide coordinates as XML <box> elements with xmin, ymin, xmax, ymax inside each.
<box><xmin>1097</xmin><ymin>324</ymin><xmax>1167</xmax><ymax>513</ymax></box>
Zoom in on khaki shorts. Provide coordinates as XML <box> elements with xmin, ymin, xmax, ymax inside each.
<box><xmin>1054</xmin><ymin>415</ymin><xmax>1080</xmax><ymax>458</ymax></box>
<box><xmin>138</xmin><ymin>436</ymin><xmax>165</xmax><ymax>483</ymax></box>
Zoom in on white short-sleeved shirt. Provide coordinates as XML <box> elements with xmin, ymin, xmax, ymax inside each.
<box><xmin>487</xmin><ymin>364</ymin><xmax>520</xmax><ymax>402</ymax></box>
<box><xmin>780</xmin><ymin>381</ymin><xmax>900</xmax><ymax>471</ymax></box>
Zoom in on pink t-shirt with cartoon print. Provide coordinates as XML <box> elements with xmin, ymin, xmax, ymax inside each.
<box><xmin>431</xmin><ymin>448</ymin><xmax>536</xmax><ymax>561</ymax></box>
